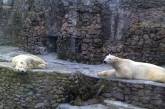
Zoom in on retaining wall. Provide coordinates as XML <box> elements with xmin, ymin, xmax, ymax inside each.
<box><xmin>0</xmin><ymin>63</ymin><xmax>164</xmax><ymax>109</ymax></box>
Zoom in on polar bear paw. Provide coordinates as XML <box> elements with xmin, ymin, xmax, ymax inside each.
<box><xmin>97</xmin><ymin>69</ymin><xmax>116</xmax><ymax>78</ymax></box>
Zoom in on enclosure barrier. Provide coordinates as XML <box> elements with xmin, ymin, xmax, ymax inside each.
<box><xmin>0</xmin><ymin>64</ymin><xmax>164</xmax><ymax>109</ymax></box>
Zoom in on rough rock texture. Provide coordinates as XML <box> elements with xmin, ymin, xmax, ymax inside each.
<box><xmin>57</xmin><ymin>1</ymin><xmax>104</xmax><ymax>64</ymax></box>
<box><xmin>103</xmin><ymin>0</ymin><xmax>165</xmax><ymax>65</ymax></box>
<box><xmin>0</xmin><ymin>65</ymin><xmax>99</xmax><ymax>109</ymax></box>
<box><xmin>16</xmin><ymin>0</ymin><xmax>48</xmax><ymax>54</ymax></box>
<box><xmin>0</xmin><ymin>63</ymin><xmax>164</xmax><ymax>109</ymax></box>
<box><xmin>101</xmin><ymin>79</ymin><xmax>165</xmax><ymax>109</ymax></box>
<box><xmin>0</xmin><ymin>1</ymin><xmax>13</xmax><ymax>45</ymax></box>
<box><xmin>1</xmin><ymin>0</ymin><xmax>165</xmax><ymax>64</ymax></box>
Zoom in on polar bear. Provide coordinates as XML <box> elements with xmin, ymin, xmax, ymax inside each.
<box><xmin>98</xmin><ymin>54</ymin><xmax>165</xmax><ymax>82</ymax></box>
<box><xmin>12</xmin><ymin>54</ymin><xmax>47</xmax><ymax>72</ymax></box>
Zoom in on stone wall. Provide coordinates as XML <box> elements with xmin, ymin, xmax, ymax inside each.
<box><xmin>0</xmin><ymin>1</ymin><xmax>13</xmax><ymax>45</ymax></box>
<box><xmin>101</xmin><ymin>79</ymin><xmax>165</xmax><ymax>109</ymax></box>
<box><xmin>16</xmin><ymin>0</ymin><xmax>48</xmax><ymax>54</ymax></box>
<box><xmin>0</xmin><ymin>65</ymin><xmax>98</xmax><ymax>109</ymax></box>
<box><xmin>102</xmin><ymin>0</ymin><xmax>165</xmax><ymax>65</ymax></box>
<box><xmin>0</xmin><ymin>64</ymin><xmax>164</xmax><ymax>109</ymax></box>
<box><xmin>10</xmin><ymin>0</ymin><xmax>65</xmax><ymax>54</ymax></box>
<box><xmin>58</xmin><ymin>1</ymin><xmax>104</xmax><ymax>64</ymax></box>
<box><xmin>7</xmin><ymin>0</ymin><xmax>165</xmax><ymax>64</ymax></box>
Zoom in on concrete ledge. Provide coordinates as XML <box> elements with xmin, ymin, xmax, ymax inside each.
<box><xmin>100</xmin><ymin>79</ymin><xmax>165</xmax><ymax>109</ymax></box>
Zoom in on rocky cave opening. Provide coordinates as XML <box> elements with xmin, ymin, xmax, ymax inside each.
<box><xmin>47</xmin><ymin>35</ymin><xmax>58</xmax><ymax>52</ymax></box>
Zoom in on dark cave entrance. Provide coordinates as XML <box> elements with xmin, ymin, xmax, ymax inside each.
<box><xmin>70</xmin><ymin>37</ymin><xmax>82</xmax><ymax>53</ymax></box>
<box><xmin>47</xmin><ymin>35</ymin><xmax>58</xmax><ymax>52</ymax></box>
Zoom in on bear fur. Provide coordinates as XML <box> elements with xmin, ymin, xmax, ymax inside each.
<box><xmin>12</xmin><ymin>54</ymin><xmax>47</xmax><ymax>72</ymax></box>
<box><xmin>98</xmin><ymin>54</ymin><xmax>165</xmax><ymax>82</ymax></box>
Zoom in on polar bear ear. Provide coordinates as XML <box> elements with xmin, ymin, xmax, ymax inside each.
<box><xmin>108</xmin><ymin>54</ymin><xmax>116</xmax><ymax>57</ymax></box>
<box><xmin>113</xmin><ymin>56</ymin><xmax>121</xmax><ymax>63</ymax></box>
<box><xmin>107</xmin><ymin>54</ymin><xmax>115</xmax><ymax>59</ymax></box>
<box><xmin>106</xmin><ymin>54</ymin><xmax>112</xmax><ymax>59</ymax></box>
<box><xmin>108</xmin><ymin>55</ymin><xmax>119</xmax><ymax>62</ymax></box>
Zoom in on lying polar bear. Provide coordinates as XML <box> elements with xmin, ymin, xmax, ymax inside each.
<box><xmin>12</xmin><ymin>54</ymin><xmax>47</xmax><ymax>72</ymax></box>
<box><xmin>98</xmin><ymin>54</ymin><xmax>165</xmax><ymax>82</ymax></box>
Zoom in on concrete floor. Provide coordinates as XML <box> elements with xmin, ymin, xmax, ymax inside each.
<box><xmin>0</xmin><ymin>46</ymin><xmax>164</xmax><ymax>78</ymax></box>
<box><xmin>0</xmin><ymin>46</ymin><xmax>110</xmax><ymax>77</ymax></box>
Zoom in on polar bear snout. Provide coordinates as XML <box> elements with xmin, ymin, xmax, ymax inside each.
<box><xmin>103</xmin><ymin>57</ymin><xmax>112</xmax><ymax>64</ymax></box>
<box><xmin>15</xmin><ymin>66</ymin><xmax>27</xmax><ymax>72</ymax></box>
<box><xmin>15</xmin><ymin>61</ymin><xmax>28</xmax><ymax>72</ymax></box>
<box><xmin>103</xmin><ymin>60</ymin><xmax>107</xmax><ymax>64</ymax></box>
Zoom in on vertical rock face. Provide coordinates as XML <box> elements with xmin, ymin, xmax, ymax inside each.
<box><xmin>18</xmin><ymin>0</ymin><xmax>65</xmax><ymax>54</ymax></box>
<box><xmin>0</xmin><ymin>66</ymin><xmax>99</xmax><ymax>109</ymax></box>
<box><xmin>102</xmin><ymin>0</ymin><xmax>165</xmax><ymax>65</ymax></box>
<box><xmin>0</xmin><ymin>0</ymin><xmax>13</xmax><ymax>45</ymax></box>
<box><xmin>58</xmin><ymin>0</ymin><xmax>104</xmax><ymax>64</ymax></box>
<box><xmin>4</xmin><ymin>0</ymin><xmax>165</xmax><ymax>64</ymax></box>
<box><xmin>16</xmin><ymin>0</ymin><xmax>48</xmax><ymax>54</ymax></box>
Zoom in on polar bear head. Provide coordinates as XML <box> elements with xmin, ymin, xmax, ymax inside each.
<box><xmin>103</xmin><ymin>54</ymin><xmax>120</xmax><ymax>64</ymax></box>
<box><xmin>15</xmin><ymin>61</ymin><xmax>28</xmax><ymax>72</ymax></box>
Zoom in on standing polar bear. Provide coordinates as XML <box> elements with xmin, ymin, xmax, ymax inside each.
<box><xmin>98</xmin><ymin>54</ymin><xmax>165</xmax><ymax>82</ymax></box>
<box><xmin>12</xmin><ymin>54</ymin><xmax>47</xmax><ymax>72</ymax></box>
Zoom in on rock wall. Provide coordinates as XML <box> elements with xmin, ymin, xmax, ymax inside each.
<box><xmin>0</xmin><ymin>1</ymin><xmax>13</xmax><ymax>45</ymax></box>
<box><xmin>0</xmin><ymin>64</ymin><xmax>164</xmax><ymax>109</ymax></box>
<box><xmin>101</xmin><ymin>79</ymin><xmax>165</xmax><ymax>109</ymax></box>
<box><xmin>58</xmin><ymin>0</ymin><xmax>165</xmax><ymax>64</ymax></box>
<box><xmin>58</xmin><ymin>1</ymin><xmax>104</xmax><ymax>64</ymax></box>
<box><xmin>0</xmin><ymin>66</ymin><xmax>98</xmax><ymax>109</ymax></box>
<box><xmin>15</xmin><ymin>0</ymin><xmax>48</xmax><ymax>54</ymax></box>
<box><xmin>7</xmin><ymin>0</ymin><xmax>165</xmax><ymax>64</ymax></box>
<box><xmin>103</xmin><ymin>0</ymin><xmax>165</xmax><ymax>65</ymax></box>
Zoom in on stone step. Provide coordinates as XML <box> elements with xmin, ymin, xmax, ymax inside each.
<box><xmin>57</xmin><ymin>100</ymin><xmax>145</xmax><ymax>109</ymax></box>
<box><xmin>104</xmin><ymin>100</ymin><xmax>146</xmax><ymax>109</ymax></box>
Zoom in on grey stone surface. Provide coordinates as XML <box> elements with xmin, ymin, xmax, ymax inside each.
<box><xmin>0</xmin><ymin>65</ymin><xmax>100</xmax><ymax>109</ymax></box>
<box><xmin>2</xmin><ymin>0</ymin><xmax>164</xmax><ymax>64</ymax></box>
<box><xmin>0</xmin><ymin>0</ymin><xmax>165</xmax><ymax>108</ymax></box>
<box><xmin>0</xmin><ymin>46</ymin><xmax>110</xmax><ymax>77</ymax></box>
<box><xmin>57</xmin><ymin>101</ymin><xmax>146</xmax><ymax>109</ymax></box>
<box><xmin>104</xmin><ymin>100</ymin><xmax>146</xmax><ymax>109</ymax></box>
<box><xmin>101</xmin><ymin>79</ymin><xmax>165</xmax><ymax>109</ymax></box>
<box><xmin>57</xmin><ymin>104</ymin><xmax>108</xmax><ymax>109</ymax></box>
<box><xmin>0</xmin><ymin>46</ymin><xmax>164</xmax><ymax>109</ymax></box>
<box><xmin>0</xmin><ymin>4</ymin><xmax>13</xmax><ymax>45</ymax></box>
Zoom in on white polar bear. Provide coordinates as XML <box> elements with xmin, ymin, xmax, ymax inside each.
<box><xmin>12</xmin><ymin>54</ymin><xmax>47</xmax><ymax>72</ymax></box>
<box><xmin>98</xmin><ymin>54</ymin><xmax>165</xmax><ymax>82</ymax></box>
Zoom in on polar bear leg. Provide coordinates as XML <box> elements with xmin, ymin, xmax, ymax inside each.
<box><xmin>38</xmin><ymin>64</ymin><xmax>46</xmax><ymax>69</ymax></box>
<box><xmin>12</xmin><ymin>57</ymin><xmax>17</xmax><ymax>67</ymax></box>
<box><xmin>97</xmin><ymin>69</ymin><xmax>116</xmax><ymax>78</ymax></box>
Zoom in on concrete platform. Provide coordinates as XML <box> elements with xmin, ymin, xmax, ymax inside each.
<box><xmin>0</xmin><ymin>46</ymin><xmax>111</xmax><ymax>77</ymax></box>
